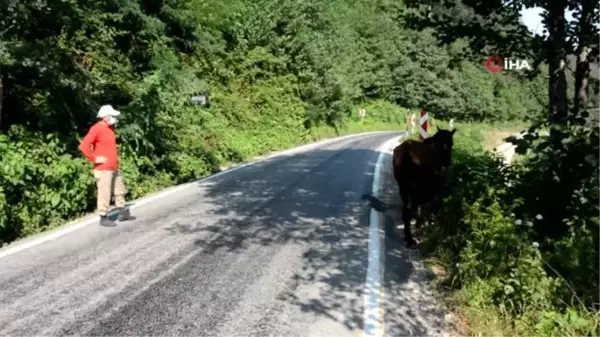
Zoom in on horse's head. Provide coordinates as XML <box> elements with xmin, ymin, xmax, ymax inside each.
<box><xmin>428</xmin><ymin>126</ymin><xmax>456</xmax><ymax>168</ymax></box>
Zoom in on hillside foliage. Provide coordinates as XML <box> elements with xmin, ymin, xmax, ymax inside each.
<box><xmin>0</xmin><ymin>0</ymin><xmax>547</xmax><ymax>243</ymax></box>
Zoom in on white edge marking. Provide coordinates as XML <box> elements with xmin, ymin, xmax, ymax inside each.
<box><xmin>363</xmin><ymin>135</ymin><xmax>404</xmax><ymax>337</ymax></box>
<box><xmin>0</xmin><ymin>131</ymin><xmax>399</xmax><ymax>259</ymax></box>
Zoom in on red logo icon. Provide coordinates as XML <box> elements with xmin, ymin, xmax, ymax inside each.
<box><xmin>485</xmin><ymin>56</ymin><xmax>503</xmax><ymax>73</ymax></box>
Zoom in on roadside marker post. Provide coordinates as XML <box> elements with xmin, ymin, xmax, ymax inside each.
<box><xmin>419</xmin><ymin>109</ymin><xmax>429</xmax><ymax>140</ymax></box>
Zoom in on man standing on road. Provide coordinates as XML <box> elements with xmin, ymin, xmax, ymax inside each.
<box><xmin>79</xmin><ymin>104</ymin><xmax>136</xmax><ymax>227</ymax></box>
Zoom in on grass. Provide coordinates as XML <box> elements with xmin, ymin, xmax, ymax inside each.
<box><xmin>401</xmin><ymin>119</ymin><xmax>527</xmax><ymax>160</ymax></box>
<box><xmin>419</xmin><ymin>118</ymin><xmax>599</xmax><ymax>337</ymax></box>
<box><xmin>417</xmin><ymin>119</ymin><xmax>518</xmax><ymax>335</ymax></box>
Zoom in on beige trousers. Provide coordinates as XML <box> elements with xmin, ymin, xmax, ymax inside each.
<box><xmin>93</xmin><ymin>170</ymin><xmax>127</xmax><ymax>216</ymax></box>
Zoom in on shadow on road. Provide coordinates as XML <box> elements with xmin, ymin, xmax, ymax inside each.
<box><xmin>162</xmin><ymin>142</ymin><xmax>445</xmax><ymax>335</ymax></box>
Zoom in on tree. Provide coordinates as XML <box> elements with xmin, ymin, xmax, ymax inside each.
<box><xmin>572</xmin><ymin>0</ymin><xmax>599</xmax><ymax>116</ymax></box>
<box><xmin>403</xmin><ymin>0</ymin><xmax>600</xmax><ymax>124</ymax></box>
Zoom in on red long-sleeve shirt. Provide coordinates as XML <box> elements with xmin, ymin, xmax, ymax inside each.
<box><xmin>79</xmin><ymin>121</ymin><xmax>119</xmax><ymax>170</ymax></box>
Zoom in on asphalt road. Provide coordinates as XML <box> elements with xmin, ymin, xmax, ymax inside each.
<box><xmin>0</xmin><ymin>131</ymin><xmax>447</xmax><ymax>337</ymax></box>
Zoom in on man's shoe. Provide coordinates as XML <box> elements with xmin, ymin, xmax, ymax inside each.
<box><xmin>99</xmin><ymin>216</ymin><xmax>117</xmax><ymax>227</ymax></box>
<box><xmin>117</xmin><ymin>208</ymin><xmax>137</xmax><ymax>222</ymax></box>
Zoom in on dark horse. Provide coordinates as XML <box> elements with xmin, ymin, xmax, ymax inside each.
<box><xmin>392</xmin><ymin>127</ymin><xmax>456</xmax><ymax>248</ymax></box>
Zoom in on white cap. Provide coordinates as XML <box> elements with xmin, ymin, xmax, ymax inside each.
<box><xmin>97</xmin><ymin>105</ymin><xmax>121</xmax><ymax>118</ymax></box>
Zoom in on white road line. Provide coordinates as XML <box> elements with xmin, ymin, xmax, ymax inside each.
<box><xmin>0</xmin><ymin>131</ymin><xmax>398</xmax><ymax>259</ymax></box>
<box><xmin>363</xmin><ymin>135</ymin><xmax>403</xmax><ymax>337</ymax></box>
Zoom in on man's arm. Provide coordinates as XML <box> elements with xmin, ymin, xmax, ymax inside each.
<box><xmin>79</xmin><ymin>126</ymin><xmax>98</xmax><ymax>163</ymax></box>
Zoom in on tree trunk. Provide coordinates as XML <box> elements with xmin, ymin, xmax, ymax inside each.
<box><xmin>573</xmin><ymin>0</ymin><xmax>594</xmax><ymax>116</ymax></box>
<box><xmin>546</xmin><ymin>0</ymin><xmax>569</xmax><ymax>124</ymax></box>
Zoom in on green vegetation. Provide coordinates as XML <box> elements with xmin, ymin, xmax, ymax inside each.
<box><xmin>0</xmin><ymin>0</ymin><xmax>598</xmax><ymax>335</ymax></box>
<box><xmin>408</xmin><ymin>1</ymin><xmax>600</xmax><ymax>335</ymax></box>
<box><xmin>0</xmin><ymin>0</ymin><xmax>547</xmax><ymax>244</ymax></box>
<box><xmin>425</xmin><ymin>120</ymin><xmax>599</xmax><ymax>336</ymax></box>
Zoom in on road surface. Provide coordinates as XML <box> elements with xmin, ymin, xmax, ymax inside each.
<box><xmin>0</xmin><ymin>131</ymin><xmax>447</xmax><ymax>337</ymax></box>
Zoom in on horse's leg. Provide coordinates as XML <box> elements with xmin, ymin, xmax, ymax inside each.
<box><xmin>424</xmin><ymin>175</ymin><xmax>444</xmax><ymax>226</ymax></box>
<box><xmin>409</xmin><ymin>182</ymin><xmax>423</xmax><ymax>231</ymax></box>
<box><xmin>395</xmin><ymin>146</ymin><xmax>418</xmax><ymax>248</ymax></box>
<box><xmin>417</xmin><ymin>201</ymin><xmax>431</xmax><ymax>229</ymax></box>
<box><xmin>416</xmin><ymin>204</ymin><xmax>424</xmax><ymax>229</ymax></box>
<box><xmin>402</xmin><ymin>204</ymin><xmax>417</xmax><ymax>248</ymax></box>
<box><xmin>400</xmin><ymin>185</ymin><xmax>418</xmax><ymax>248</ymax></box>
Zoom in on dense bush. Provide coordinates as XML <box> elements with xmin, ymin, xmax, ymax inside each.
<box><xmin>425</xmin><ymin>121</ymin><xmax>599</xmax><ymax>336</ymax></box>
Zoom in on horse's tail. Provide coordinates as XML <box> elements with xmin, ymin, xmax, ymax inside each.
<box><xmin>361</xmin><ymin>194</ymin><xmax>390</xmax><ymax>212</ymax></box>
